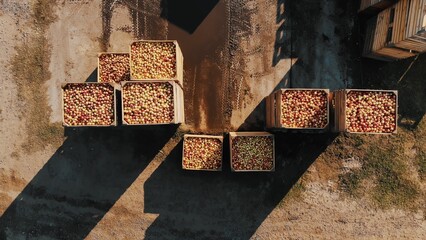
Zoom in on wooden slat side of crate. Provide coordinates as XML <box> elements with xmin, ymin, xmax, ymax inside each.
<box><xmin>392</xmin><ymin>0</ymin><xmax>426</xmax><ymax>53</ymax></box>
<box><xmin>406</xmin><ymin>0</ymin><xmax>425</xmax><ymax>37</ymax></box>
<box><xmin>333</xmin><ymin>90</ymin><xmax>346</xmax><ymax>132</ymax></box>
<box><xmin>265</xmin><ymin>92</ymin><xmax>278</xmax><ymax>129</ymax></box>
<box><xmin>174</xmin><ymin>82</ymin><xmax>185</xmax><ymax>124</ymax></box>
<box><xmin>375</xmin><ymin>46</ymin><xmax>417</xmax><ymax>59</ymax></box>
<box><xmin>333</xmin><ymin>91</ymin><xmax>339</xmax><ymax>132</ymax></box>
<box><xmin>363</xmin><ymin>17</ymin><xmax>378</xmax><ymax>56</ymax></box>
<box><xmin>359</xmin><ymin>0</ymin><xmax>399</xmax><ymax>15</ymax></box>
<box><xmin>97</xmin><ymin>52</ymin><xmax>130</xmax><ymax>84</ymax></box>
<box><xmin>372</xmin><ymin>7</ymin><xmax>391</xmax><ymax>52</ymax></box>
<box><xmin>392</xmin><ymin>0</ymin><xmax>403</xmax><ymax>43</ymax></box>
<box><xmin>129</xmin><ymin>40</ymin><xmax>183</xmax><ymax>86</ymax></box>
<box><xmin>265</xmin><ymin>95</ymin><xmax>272</xmax><ymax>128</ymax></box>
<box><xmin>182</xmin><ymin>134</ymin><xmax>224</xmax><ymax>171</ymax></box>
<box><xmin>229</xmin><ymin>132</ymin><xmax>275</xmax><ymax>172</ymax></box>
<box><xmin>120</xmin><ymin>81</ymin><xmax>183</xmax><ymax>125</ymax></box>
<box><xmin>61</xmin><ymin>82</ymin><xmax>117</xmax><ymax>127</ymax></box>
<box><xmin>275</xmin><ymin>90</ymin><xmax>283</xmax><ymax>128</ymax></box>
<box><xmin>395</xmin><ymin>38</ymin><xmax>426</xmax><ymax>51</ymax></box>
<box><xmin>400</xmin><ymin>0</ymin><xmax>426</xmax><ymax>51</ymax></box>
<box><xmin>175</xmin><ymin>42</ymin><xmax>184</xmax><ymax>88</ymax></box>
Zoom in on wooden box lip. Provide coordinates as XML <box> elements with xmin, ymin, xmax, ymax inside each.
<box><xmin>182</xmin><ymin>134</ymin><xmax>224</xmax><ymax>171</ymax></box>
<box><xmin>129</xmin><ymin>40</ymin><xmax>183</xmax><ymax>82</ymax></box>
<box><xmin>229</xmin><ymin>132</ymin><xmax>275</xmax><ymax>172</ymax></box>
<box><xmin>336</xmin><ymin>89</ymin><xmax>398</xmax><ymax>134</ymax></box>
<box><xmin>97</xmin><ymin>52</ymin><xmax>130</xmax><ymax>84</ymax></box>
<box><xmin>273</xmin><ymin>88</ymin><xmax>330</xmax><ymax>130</ymax></box>
<box><xmin>61</xmin><ymin>82</ymin><xmax>118</xmax><ymax>127</ymax></box>
<box><xmin>120</xmin><ymin>80</ymin><xmax>182</xmax><ymax>126</ymax></box>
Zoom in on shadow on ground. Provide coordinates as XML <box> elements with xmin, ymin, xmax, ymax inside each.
<box><xmin>0</xmin><ymin>125</ymin><xmax>177</xmax><ymax>239</ymax></box>
<box><xmin>143</xmin><ymin>131</ymin><xmax>337</xmax><ymax>239</ymax></box>
<box><xmin>288</xmin><ymin>0</ymin><xmax>361</xmax><ymax>89</ymax></box>
<box><xmin>160</xmin><ymin>0</ymin><xmax>219</xmax><ymax>34</ymax></box>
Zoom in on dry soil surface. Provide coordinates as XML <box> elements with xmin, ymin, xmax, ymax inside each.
<box><xmin>0</xmin><ymin>0</ymin><xmax>425</xmax><ymax>239</ymax></box>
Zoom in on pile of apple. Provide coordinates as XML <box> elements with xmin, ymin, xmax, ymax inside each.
<box><xmin>183</xmin><ymin>137</ymin><xmax>223</xmax><ymax>170</ymax></box>
<box><xmin>231</xmin><ymin>136</ymin><xmax>274</xmax><ymax>171</ymax></box>
<box><xmin>63</xmin><ymin>83</ymin><xmax>115</xmax><ymax>126</ymax></box>
<box><xmin>130</xmin><ymin>42</ymin><xmax>176</xmax><ymax>79</ymax></box>
<box><xmin>98</xmin><ymin>53</ymin><xmax>130</xmax><ymax>83</ymax></box>
<box><xmin>281</xmin><ymin>90</ymin><xmax>328</xmax><ymax>128</ymax></box>
<box><xmin>122</xmin><ymin>82</ymin><xmax>174</xmax><ymax>124</ymax></box>
<box><xmin>346</xmin><ymin>91</ymin><xmax>397</xmax><ymax>133</ymax></box>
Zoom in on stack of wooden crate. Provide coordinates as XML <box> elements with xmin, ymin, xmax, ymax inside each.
<box><xmin>362</xmin><ymin>0</ymin><xmax>426</xmax><ymax>60</ymax></box>
<box><xmin>61</xmin><ymin>40</ymin><xmax>185</xmax><ymax>127</ymax></box>
<box><xmin>123</xmin><ymin>40</ymin><xmax>184</xmax><ymax>125</ymax></box>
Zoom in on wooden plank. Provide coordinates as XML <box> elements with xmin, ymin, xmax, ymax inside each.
<box><xmin>275</xmin><ymin>90</ymin><xmax>283</xmax><ymax>128</ymax></box>
<box><xmin>266</xmin><ymin>94</ymin><xmax>275</xmax><ymax>129</ymax></box>
<box><xmin>265</xmin><ymin>95</ymin><xmax>271</xmax><ymax>128</ymax></box>
<box><xmin>363</xmin><ymin>17</ymin><xmax>377</xmax><ymax>56</ymax></box>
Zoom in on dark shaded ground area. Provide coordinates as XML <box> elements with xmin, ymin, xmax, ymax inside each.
<box><xmin>160</xmin><ymin>0</ymin><xmax>219</xmax><ymax>33</ymax></box>
<box><xmin>283</xmin><ymin>0</ymin><xmax>362</xmax><ymax>89</ymax></box>
<box><xmin>0</xmin><ymin>125</ymin><xmax>177</xmax><ymax>239</ymax></box>
<box><xmin>144</xmin><ymin>132</ymin><xmax>337</xmax><ymax>239</ymax></box>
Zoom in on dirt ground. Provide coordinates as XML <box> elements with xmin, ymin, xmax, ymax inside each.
<box><xmin>0</xmin><ymin>0</ymin><xmax>425</xmax><ymax>239</ymax></box>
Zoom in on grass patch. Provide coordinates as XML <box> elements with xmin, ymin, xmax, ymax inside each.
<box><xmin>417</xmin><ymin>152</ymin><xmax>426</xmax><ymax>180</ymax></box>
<box><xmin>339</xmin><ymin>171</ymin><xmax>363</xmax><ymax>196</ymax></box>
<box><xmin>339</xmin><ymin>133</ymin><xmax>420</xmax><ymax>210</ymax></box>
<box><xmin>414</xmin><ymin>117</ymin><xmax>426</xmax><ymax>180</ymax></box>
<box><xmin>366</xmin><ymin>147</ymin><xmax>419</xmax><ymax>209</ymax></box>
<box><xmin>9</xmin><ymin>0</ymin><xmax>63</xmax><ymax>153</ymax></box>
<box><xmin>31</xmin><ymin>0</ymin><xmax>57</xmax><ymax>30</ymax></box>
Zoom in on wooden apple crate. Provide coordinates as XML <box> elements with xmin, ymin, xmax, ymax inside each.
<box><xmin>129</xmin><ymin>40</ymin><xmax>184</xmax><ymax>86</ymax></box>
<box><xmin>182</xmin><ymin>134</ymin><xmax>224</xmax><ymax>171</ymax></box>
<box><xmin>120</xmin><ymin>81</ymin><xmax>184</xmax><ymax>125</ymax></box>
<box><xmin>333</xmin><ymin>89</ymin><xmax>398</xmax><ymax>134</ymax></box>
<box><xmin>97</xmin><ymin>52</ymin><xmax>130</xmax><ymax>84</ymax></box>
<box><xmin>359</xmin><ymin>0</ymin><xmax>398</xmax><ymax>15</ymax></box>
<box><xmin>266</xmin><ymin>88</ymin><xmax>330</xmax><ymax>131</ymax></box>
<box><xmin>61</xmin><ymin>82</ymin><xmax>117</xmax><ymax>127</ymax></box>
<box><xmin>229</xmin><ymin>132</ymin><xmax>275</xmax><ymax>172</ymax></box>
<box><xmin>363</xmin><ymin>0</ymin><xmax>426</xmax><ymax>60</ymax></box>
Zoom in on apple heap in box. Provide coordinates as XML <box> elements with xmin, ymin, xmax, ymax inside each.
<box><xmin>281</xmin><ymin>90</ymin><xmax>328</xmax><ymax>128</ymax></box>
<box><xmin>183</xmin><ymin>136</ymin><xmax>223</xmax><ymax>170</ymax></box>
<box><xmin>231</xmin><ymin>136</ymin><xmax>274</xmax><ymax>171</ymax></box>
<box><xmin>130</xmin><ymin>42</ymin><xmax>176</xmax><ymax>79</ymax></box>
<box><xmin>98</xmin><ymin>53</ymin><xmax>130</xmax><ymax>83</ymax></box>
<box><xmin>62</xmin><ymin>83</ymin><xmax>115</xmax><ymax>126</ymax></box>
<box><xmin>122</xmin><ymin>82</ymin><xmax>174</xmax><ymax>124</ymax></box>
<box><xmin>345</xmin><ymin>91</ymin><xmax>397</xmax><ymax>133</ymax></box>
